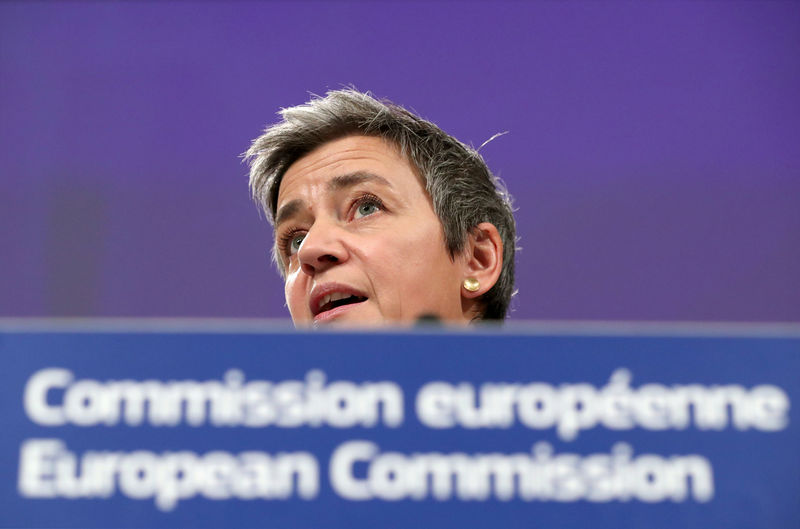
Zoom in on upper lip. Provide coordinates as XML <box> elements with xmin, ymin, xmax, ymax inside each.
<box><xmin>309</xmin><ymin>282</ymin><xmax>368</xmax><ymax>316</ymax></box>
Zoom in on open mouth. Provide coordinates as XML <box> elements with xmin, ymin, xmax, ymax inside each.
<box><xmin>316</xmin><ymin>293</ymin><xmax>368</xmax><ymax>316</ymax></box>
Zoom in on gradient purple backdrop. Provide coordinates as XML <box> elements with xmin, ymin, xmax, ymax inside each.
<box><xmin>1</xmin><ymin>1</ymin><xmax>798</xmax><ymax>321</ymax></box>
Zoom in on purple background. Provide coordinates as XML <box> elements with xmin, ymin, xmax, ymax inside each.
<box><xmin>1</xmin><ymin>1</ymin><xmax>798</xmax><ymax>322</ymax></box>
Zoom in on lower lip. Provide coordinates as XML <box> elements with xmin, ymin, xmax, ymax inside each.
<box><xmin>313</xmin><ymin>300</ymin><xmax>368</xmax><ymax>324</ymax></box>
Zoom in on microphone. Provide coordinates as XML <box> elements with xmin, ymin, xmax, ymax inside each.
<box><xmin>415</xmin><ymin>313</ymin><xmax>442</xmax><ymax>327</ymax></box>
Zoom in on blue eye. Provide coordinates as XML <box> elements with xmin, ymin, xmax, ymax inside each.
<box><xmin>280</xmin><ymin>231</ymin><xmax>305</xmax><ymax>257</ymax></box>
<box><xmin>289</xmin><ymin>233</ymin><xmax>305</xmax><ymax>254</ymax></box>
<box><xmin>355</xmin><ymin>200</ymin><xmax>381</xmax><ymax>219</ymax></box>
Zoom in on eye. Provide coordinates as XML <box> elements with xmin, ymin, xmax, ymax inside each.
<box><xmin>279</xmin><ymin>230</ymin><xmax>306</xmax><ymax>257</ymax></box>
<box><xmin>355</xmin><ymin>202</ymin><xmax>379</xmax><ymax>218</ymax></box>
<box><xmin>353</xmin><ymin>194</ymin><xmax>384</xmax><ymax>219</ymax></box>
<box><xmin>288</xmin><ymin>233</ymin><xmax>306</xmax><ymax>255</ymax></box>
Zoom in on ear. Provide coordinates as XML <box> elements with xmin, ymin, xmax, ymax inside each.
<box><xmin>460</xmin><ymin>222</ymin><xmax>503</xmax><ymax>300</ymax></box>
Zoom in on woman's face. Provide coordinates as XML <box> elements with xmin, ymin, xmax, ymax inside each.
<box><xmin>275</xmin><ymin>135</ymin><xmax>469</xmax><ymax>326</ymax></box>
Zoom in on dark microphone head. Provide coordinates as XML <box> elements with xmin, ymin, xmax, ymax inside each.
<box><xmin>416</xmin><ymin>314</ymin><xmax>442</xmax><ymax>326</ymax></box>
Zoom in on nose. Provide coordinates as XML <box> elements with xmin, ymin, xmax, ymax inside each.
<box><xmin>297</xmin><ymin>221</ymin><xmax>349</xmax><ymax>276</ymax></box>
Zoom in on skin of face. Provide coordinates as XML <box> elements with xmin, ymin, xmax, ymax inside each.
<box><xmin>274</xmin><ymin>135</ymin><xmax>474</xmax><ymax>326</ymax></box>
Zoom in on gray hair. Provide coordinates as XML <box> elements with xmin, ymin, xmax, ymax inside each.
<box><xmin>245</xmin><ymin>89</ymin><xmax>516</xmax><ymax>319</ymax></box>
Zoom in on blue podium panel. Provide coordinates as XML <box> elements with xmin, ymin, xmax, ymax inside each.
<box><xmin>1</xmin><ymin>324</ymin><xmax>798</xmax><ymax>529</ymax></box>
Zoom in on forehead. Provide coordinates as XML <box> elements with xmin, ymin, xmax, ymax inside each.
<box><xmin>276</xmin><ymin>135</ymin><xmax>422</xmax><ymax>206</ymax></box>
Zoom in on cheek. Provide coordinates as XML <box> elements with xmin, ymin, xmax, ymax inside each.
<box><xmin>368</xmin><ymin>223</ymin><xmax>457</xmax><ymax>289</ymax></box>
<box><xmin>283</xmin><ymin>270</ymin><xmax>307</xmax><ymax>319</ymax></box>
<box><xmin>406</xmin><ymin>225</ymin><xmax>452</xmax><ymax>268</ymax></box>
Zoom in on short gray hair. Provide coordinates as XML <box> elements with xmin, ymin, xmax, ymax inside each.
<box><xmin>245</xmin><ymin>89</ymin><xmax>516</xmax><ymax>319</ymax></box>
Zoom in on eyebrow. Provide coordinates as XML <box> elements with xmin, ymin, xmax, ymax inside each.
<box><xmin>327</xmin><ymin>171</ymin><xmax>392</xmax><ymax>192</ymax></box>
<box><xmin>274</xmin><ymin>199</ymin><xmax>303</xmax><ymax>228</ymax></box>
<box><xmin>274</xmin><ymin>171</ymin><xmax>392</xmax><ymax>227</ymax></box>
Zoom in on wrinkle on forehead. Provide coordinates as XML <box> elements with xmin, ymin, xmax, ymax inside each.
<box><xmin>276</xmin><ymin>136</ymin><xmax>423</xmax><ymax>207</ymax></box>
<box><xmin>286</xmin><ymin>136</ymin><xmax>404</xmax><ymax>178</ymax></box>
